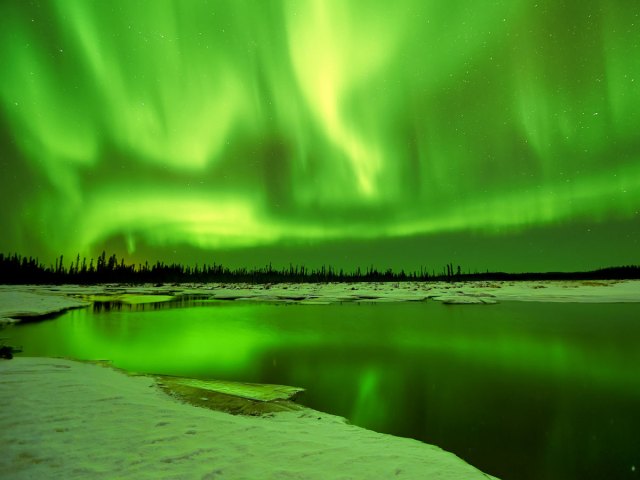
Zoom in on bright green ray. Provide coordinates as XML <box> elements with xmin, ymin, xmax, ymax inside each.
<box><xmin>0</xmin><ymin>0</ymin><xmax>638</xmax><ymax>267</ymax></box>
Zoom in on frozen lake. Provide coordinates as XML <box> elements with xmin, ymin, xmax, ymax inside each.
<box><xmin>8</xmin><ymin>298</ymin><xmax>640</xmax><ymax>480</ymax></box>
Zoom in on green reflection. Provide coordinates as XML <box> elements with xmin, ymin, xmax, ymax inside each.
<box><xmin>53</xmin><ymin>304</ymin><xmax>277</xmax><ymax>376</ymax></box>
<box><xmin>10</xmin><ymin>301</ymin><xmax>640</xmax><ymax>479</ymax></box>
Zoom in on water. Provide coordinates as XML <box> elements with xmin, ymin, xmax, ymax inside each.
<box><xmin>8</xmin><ymin>299</ymin><xmax>640</xmax><ymax>480</ymax></box>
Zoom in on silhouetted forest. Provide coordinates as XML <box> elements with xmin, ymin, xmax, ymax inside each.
<box><xmin>1</xmin><ymin>252</ymin><xmax>639</xmax><ymax>284</ymax></box>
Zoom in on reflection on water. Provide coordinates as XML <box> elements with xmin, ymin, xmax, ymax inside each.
<box><xmin>9</xmin><ymin>301</ymin><xmax>640</xmax><ymax>480</ymax></box>
<box><xmin>91</xmin><ymin>295</ymin><xmax>214</xmax><ymax>312</ymax></box>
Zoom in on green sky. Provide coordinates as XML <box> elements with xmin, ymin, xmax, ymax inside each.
<box><xmin>1</xmin><ymin>0</ymin><xmax>638</xmax><ymax>272</ymax></box>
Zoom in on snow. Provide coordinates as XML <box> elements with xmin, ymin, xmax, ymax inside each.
<box><xmin>1</xmin><ymin>280</ymin><xmax>638</xmax><ymax>326</ymax></box>
<box><xmin>1</xmin><ymin>280</ymin><xmax>638</xmax><ymax>321</ymax></box>
<box><xmin>432</xmin><ymin>296</ymin><xmax>497</xmax><ymax>305</ymax></box>
<box><xmin>0</xmin><ymin>357</ymin><xmax>496</xmax><ymax>479</ymax></box>
<box><xmin>0</xmin><ymin>289</ymin><xmax>88</xmax><ymax>326</ymax></box>
<box><xmin>1</xmin><ymin>280</ymin><xmax>637</xmax><ymax>477</ymax></box>
<box><xmin>170</xmin><ymin>278</ymin><xmax>638</xmax><ymax>303</ymax></box>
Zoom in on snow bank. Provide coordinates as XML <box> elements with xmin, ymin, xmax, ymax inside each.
<box><xmin>471</xmin><ymin>280</ymin><xmax>640</xmax><ymax>303</ymax></box>
<box><xmin>0</xmin><ymin>358</ymin><xmax>495</xmax><ymax>479</ymax></box>
<box><xmin>194</xmin><ymin>280</ymin><xmax>640</xmax><ymax>303</ymax></box>
<box><xmin>2</xmin><ymin>280</ymin><xmax>638</xmax><ymax>326</ymax></box>
<box><xmin>0</xmin><ymin>289</ymin><xmax>88</xmax><ymax>326</ymax></box>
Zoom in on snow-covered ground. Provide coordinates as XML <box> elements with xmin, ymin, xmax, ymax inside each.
<box><xmin>1</xmin><ymin>280</ymin><xmax>639</xmax><ymax>326</ymax></box>
<box><xmin>0</xmin><ymin>289</ymin><xmax>88</xmax><ymax>326</ymax></box>
<box><xmin>1</xmin><ymin>281</ymin><xmax>638</xmax><ymax>478</ymax></box>
<box><xmin>0</xmin><ymin>357</ymin><xmax>496</xmax><ymax>479</ymax></box>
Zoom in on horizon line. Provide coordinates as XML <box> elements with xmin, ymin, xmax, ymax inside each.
<box><xmin>1</xmin><ymin>251</ymin><xmax>639</xmax><ymax>284</ymax></box>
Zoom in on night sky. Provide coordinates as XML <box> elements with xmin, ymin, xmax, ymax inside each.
<box><xmin>1</xmin><ymin>1</ymin><xmax>639</xmax><ymax>272</ymax></box>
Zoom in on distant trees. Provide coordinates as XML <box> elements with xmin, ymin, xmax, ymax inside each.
<box><xmin>0</xmin><ymin>251</ymin><xmax>638</xmax><ymax>285</ymax></box>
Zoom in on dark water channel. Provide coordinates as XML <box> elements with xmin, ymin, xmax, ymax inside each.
<box><xmin>8</xmin><ymin>299</ymin><xmax>640</xmax><ymax>480</ymax></box>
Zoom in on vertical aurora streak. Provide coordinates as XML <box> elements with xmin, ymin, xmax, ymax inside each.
<box><xmin>0</xmin><ymin>1</ymin><xmax>638</xmax><ymax>269</ymax></box>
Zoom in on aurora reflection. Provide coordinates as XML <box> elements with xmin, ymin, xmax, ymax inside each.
<box><xmin>1</xmin><ymin>1</ymin><xmax>639</xmax><ymax>270</ymax></box>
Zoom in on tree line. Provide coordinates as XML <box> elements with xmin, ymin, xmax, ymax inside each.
<box><xmin>0</xmin><ymin>252</ymin><xmax>638</xmax><ymax>285</ymax></box>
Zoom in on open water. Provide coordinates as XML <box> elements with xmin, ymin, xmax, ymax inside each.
<box><xmin>9</xmin><ymin>299</ymin><xmax>640</xmax><ymax>480</ymax></box>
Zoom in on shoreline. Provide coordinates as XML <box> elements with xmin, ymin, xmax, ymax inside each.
<box><xmin>0</xmin><ymin>357</ymin><xmax>496</xmax><ymax>479</ymax></box>
<box><xmin>3</xmin><ymin>282</ymin><xmax>638</xmax><ymax>478</ymax></box>
<box><xmin>2</xmin><ymin>279</ymin><xmax>639</xmax><ymax>326</ymax></box>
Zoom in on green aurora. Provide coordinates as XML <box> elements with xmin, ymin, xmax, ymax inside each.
<box><xmin>1</xmin><ymin>0</ymin><xmax>639</xmax><ymax>271</ymax></box>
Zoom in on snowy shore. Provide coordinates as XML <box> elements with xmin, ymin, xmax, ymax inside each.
<box><xmin>0</xmin><ymin>289</ymin><xmax>87</xmax><ymax>325</ymax></box>
<box><xmin>0</xmin><ymin>357</ymin><xmax>495</xmax><ymax>479</ymax></box>
<box><xmin>1</xmin><ymin>281</ymin><xmax>638</xmax><ymax>478</ymax></box>
<box><xmin>1</xmin><ymin>280</ymin><xmax>639</xmax><ymax>325</ymax></box>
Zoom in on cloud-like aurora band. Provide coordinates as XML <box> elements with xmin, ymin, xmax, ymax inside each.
<box><xmin>1</xmin><ymin>0</ymin><xmax>639</xmax><ymax>263</ymax></box>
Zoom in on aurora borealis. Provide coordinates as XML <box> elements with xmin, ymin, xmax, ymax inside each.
<box><xmin>1</xmin><ymin>0</ymin><xmax>639</xmax><ymax>271</ymax></box>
